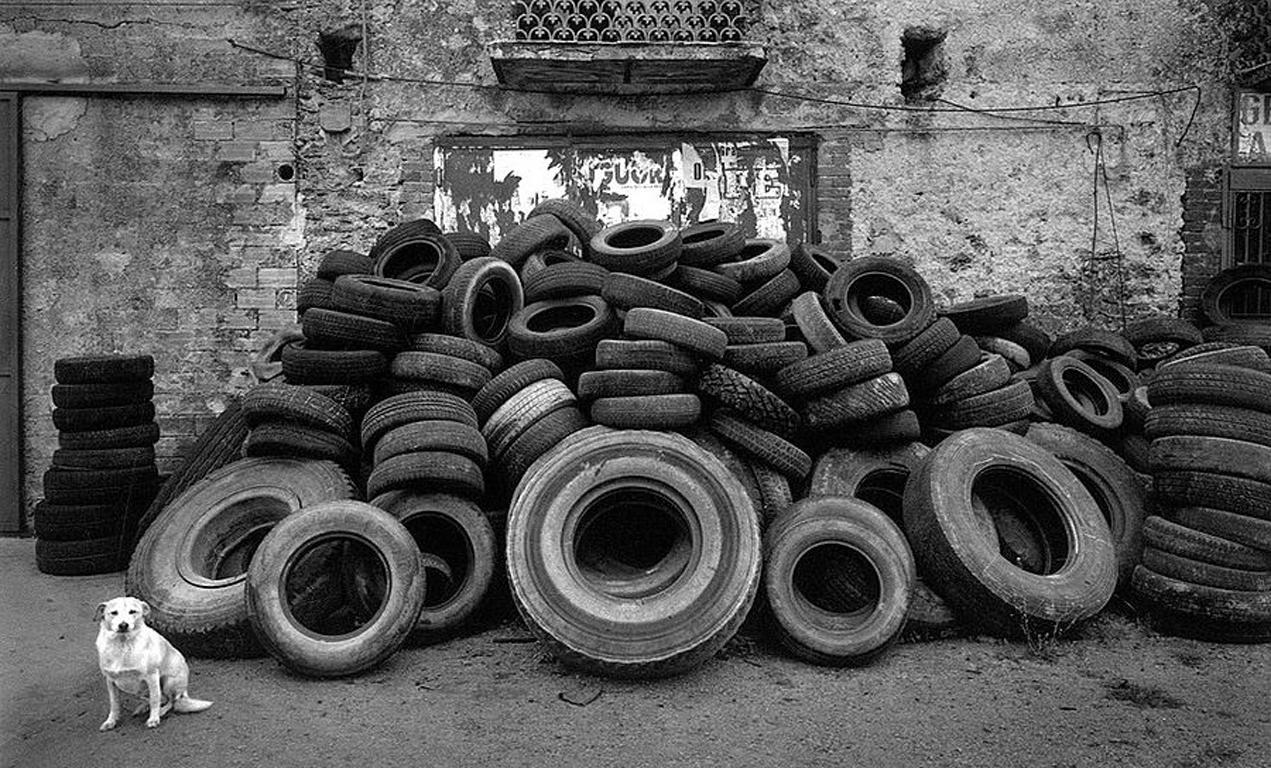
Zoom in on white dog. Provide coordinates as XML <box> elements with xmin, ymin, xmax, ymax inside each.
<box><xmin>95</xmin><ymin>596</ymin><xmax>213</xmax><ymax>730</ymax></box>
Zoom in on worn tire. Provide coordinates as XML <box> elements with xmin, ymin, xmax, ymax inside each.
<box><xmin>704</xmin><ymin>316</ymin><xmax>786</xmax><ymax>345</ymax></box>
<box><xmin>714</xmin><ymin>239</ymin><xmax>791</xmax><ymax>283</ymax></box>
<box><xmin>1143</xmin><ymin>516</ymin><xmax>1271</xmax><ymax>571</ymax></box>
<box><xmin>58</xmin><ymin>421</ymin><xmax>160</xmax><ymax>451</ymax></box>
<box><xmin>126</xmin><ymin>457</ymin><xmax>356</xmax><ymax>657</ymax></box>
<box><xmin>765</xmin><ymin>496</ymin><xmax>916</xmax><ymax>665</ymax></box>
<box><xmin>803</xmin><ymin>373</ymin><xmax>910</xmax><ymax>431</ymax></box>
<box><xmin>483</xmin><ymin>378</ymin><xmax>577</xmax><ymax>460</ymax></box>
<box><xmin>280</xmin><ymin>342</ymin><xmax>388</xmax><ymax>384</ymax></box>
<box><xmin>36</xmin><ymin>535</ymin><xmax>128</xmax><ymax>576</ymax></box>
<box><xmin>390</xmin><ymin>351</ymin><xmax>493</xmax><ymax>393</ymax></box>
<box><xmin>51</xmin><ymin>380</ymin><xmax>153</xmax><ymax>409</ymax></box>
<box><xmin>1159</xmin><ymin>506</ymin><xmax>1271</xmax><ymax>553</ymax></box>
<box><xmin>490</xmin><ymin>215</ymin><xmax>573</xmax><ymax>267</ymax></box>
<box><xmin>824</xmin><ymin>257</ymin><xmax>934</xmax><ymax>347</ymax></box>
<box><xmin>360</xmin><ymin>390</ymin><xmax>478</xmax><ymax>451</ymax></box>
<box><xmin>407</xmin><ymin>332</ymin><xmax>503</xmax><ymax>372</ymax></box>
<box><xmin>940</xmin><ymin>294</ymin><xmax>1029</xmax><ymax>335</ymax></box>
<box><xmin>1132</xmin><ymin>565</ymin><xmax>1271</xmax><ymax>642</ymax></box>
<box><xmin>594</xmin><ymin>339</ymin><xmax>699</xmax><ymax>377</ymax></box>
<box><xmin>372</xmin><ymin>420</ymin><xmax>487</xmax><ymax>467</ymax></box>
<box><xmin>506</xmin><ymin>428</ymin><xmax>760</xmax><ymax>678</ymax></box>
<box><xmin>245</xmin><ymin>500</ymin><xmax>426</xmax><ymax>676</ymax></box>
<box><xmin>53</xmin><ymin>402</ymin><xmax>156</xmax><ymax>433</ymax></box>
<box><xmin>708</xmin><ymin>410</ymin><xmax>812</xmax><ymax>480</ymax></box>
<box><xmin>242</xmin><ymin>383</ymin><xmax>354</xmax><ymax>439</ymax></box>
<box><xmin>301</xmin><ymin>307</ymin><xmax>405</xmax><ymax>352</ymax></box>
<box><xmin>731</xmin><ymin>269</ymin><xmax>800</xmax><ymax>316</ymax></box>
<box><xmin>499</xmin><ymin>406</ymin><xmax>590</xmax><ymax>491</ymax></box>
<box><xmin>589</xmin><ymin>220</ymin><xmax>681</xmax><ymax>275</ymax></box>
<box><xmin>590</xmin><ymin>394</ymin><xmax>701</xmax><ymax>429</ymax></box>
<box><xmin>576</xmin><ymin>369</ymin><xmax>684</xmax><ymax>400</ymax></box>
<box><xmin>902</xmin><ymin>428</ymin><xmax>1117</xmax><ymax>637</ymax></box>
<box><xmin>441</xmin><ymin>257</ymin><xmax>524</xmax><ymax>348</ymax></box>
<box><xmin>1201</xmin><ymin>264</ymin><xmax>1271</xmax><ymax>326</ymax></box>
<box><xmin>1148</xmin><ymin>363</ymin><xmax>1271</xmax><ymax>413</ymax></box>
<box><xmin>331</xmin><ymin>275</ymin><xmax>442</xmax><ymax>332</ymax></box>
<box><xmin>892</xmin><ymin>318</ymin><xmax>959</xmax><ymax>381</ymax></box>
<box><xmin>371</xmin><ymin>491</ymin><xmax>497</xmax><ymax>643</ymax></box>
<box><xmin>366</xmin><ymin>451</ymin><xmax>484</xmax><ymax>499</ymax></box>
<box><xmin>1025</xmin><ymin>423</ymin><xmax>1146</xmax><ymax>591</ymax></box>
<box><xmin>471</xmin><ymin>359</ymin><xmax>564</xmax><ymax>424</ymax></box>
<box><xmin>507</xmin><ymin>296</ymin><xmax>615</xmax><ymax>363</ymax></box>
<box><xmin>602</xmin><ymin>273</ymin><xmax>705</xmax><ymax>318</ymax></box>
<box><xmin>789</xmin><ymin>291</ymin><xmax>848</xmax><ymax>353</ymax></box>
<box><xmin>678</xmin><ymin>222</ymin><xmax>744</xmax><ymax>268</ymax></box>
<box><xmin>624</xmin><ymin>307</ymin><xmax>728</xmax><ymax>360</ymax></box>
<box><xmin>773</xmin><ymin>339</ymin><xmax>892</xmax><ymax>398</ymax></box>
<box><xmin>1036</xmin><ymin>355</ymin><xmax>1123</xmax><ymax>433</ymax></box>
<box><xmin>697</xmin><ymin>363</ymin><xmax>801</xmax><ymax>436</ymax></box>
<box><xmin>54</xmin><ymin>354</ymin><xmax>154</xmax><ymax>385</ymax></box>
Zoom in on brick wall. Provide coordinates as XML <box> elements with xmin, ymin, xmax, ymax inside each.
<box><xmin>1178</xmin><ymin>164</ymin><xmax>1227</xmax><ymax>325</ymax></box>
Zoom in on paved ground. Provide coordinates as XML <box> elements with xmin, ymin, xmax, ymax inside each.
<box><xmin>2</xmin><ymin>537</ymin><xmax>1268</xmax><ymax>768</ymax></box>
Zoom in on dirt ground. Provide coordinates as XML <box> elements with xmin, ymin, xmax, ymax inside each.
<box><xmin>2</xmin><ymin>538</ymin><xmax>1267</xmax><ymax>768</ymax></box>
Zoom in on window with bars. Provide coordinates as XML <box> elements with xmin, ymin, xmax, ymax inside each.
<box><xmin>1226</xmin><ymin>170</ymin><xmax>1271</xmax><ymax>318</ymax></box>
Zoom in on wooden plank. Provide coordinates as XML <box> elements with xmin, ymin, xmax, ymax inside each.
<box><xmin>487</xmin><ymin>42</ymin><xmax>766</xmax><ymax>94</ymax></box>
<box><xmin>0</xmin><ymin>82</ymin><xmax>287</xmax><ymax>99</ymax></box>
<box><xmin>0</xmin><ymin>92</ymin><xmax>20</xmax><ymax>531</ymax></box>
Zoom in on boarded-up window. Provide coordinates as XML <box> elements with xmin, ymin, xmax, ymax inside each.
<box><xmin>433</xmin><ymin>134</ymin><xmax>815</xmax><ymax>246</ymax></box>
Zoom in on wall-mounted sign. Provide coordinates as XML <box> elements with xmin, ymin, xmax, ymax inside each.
<box><xmin>1236</xmin><ymin>90</ymin><xmax>1271</xmax><ymax>164</ymax></box>
<box><xmin>433</xmin><ymin>135</ymin><xmax>815</xmax><ymax>245</ymax></box>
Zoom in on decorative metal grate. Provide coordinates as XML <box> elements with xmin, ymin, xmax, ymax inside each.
<box><xmin>512</xmin><ymin>0</ymin><xmax>757</xmax><ymax>43</ymax></box>
<box><xmin>1230</xmin><ymin>190</ymin><xmax>1271</xmax><ymax>317</ymax></box>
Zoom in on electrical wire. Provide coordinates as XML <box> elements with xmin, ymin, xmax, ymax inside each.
<box><xmin>226</xmin><ymin>38</ymin><xmax>1201</xmax><ymax>124</ymax></box>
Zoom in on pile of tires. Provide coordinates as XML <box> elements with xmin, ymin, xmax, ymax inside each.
<box><xmin>37</xmin><ymin>354</ymin><xmax>160</xmax><ymax>575</ymax></box>
<box><xmin>63</xmin><ymin>208</ymin><xmax>1271</xmax><ymax>681</ymax></box>
<box><xmin>1135</xmin><ymin>351</ymin><xmax>1271</xmax><ymax>642</ymax></box>
<box><xmin>472</xmin><ymin>359</ymin><xmax>587</xmax><ymax>493</ymax></box>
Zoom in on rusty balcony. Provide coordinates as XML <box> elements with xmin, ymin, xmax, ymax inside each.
<box><xmin>488</xmin><ymin>0</ymin><xmax>767</xmax><ymax>94</ymax></box>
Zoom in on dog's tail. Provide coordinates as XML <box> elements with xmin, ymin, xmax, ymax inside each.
<box><xmin>172</xmin><ymin>693</ymin><xmax>213</xmax><ymax>714</ymax></box>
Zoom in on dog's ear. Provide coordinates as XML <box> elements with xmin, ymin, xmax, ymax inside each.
<box><xmin>138</xmin><ymin>600</ymin><xmax>151</xmax><ymax>618</ymax></box>
<box><xmin>94</xmin><ymin>603</ymin><xmax>107</xmax><ymax>623</ymax></box>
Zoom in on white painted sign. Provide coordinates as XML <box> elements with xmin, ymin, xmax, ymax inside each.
<box><xmin>433</xmin><ymin>137</ymin><xmax>809</xmax><ymax>244</ymax></box>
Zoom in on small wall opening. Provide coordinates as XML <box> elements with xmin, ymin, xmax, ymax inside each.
<box><xmin>316</xmin><ymin>25</ymin><xmax>363</xmax><ymax>84</ymax></box>
<box><xmin>901</xmin><ymin>27</ymin><xmax>948</xmax><ymax>103</ymax></box>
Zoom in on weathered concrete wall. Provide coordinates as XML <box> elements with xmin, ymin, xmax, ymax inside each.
<box><xmin>4</xmin><ymin>0</ymin><xmax>1236</xmax><ymax>525</ymax></box>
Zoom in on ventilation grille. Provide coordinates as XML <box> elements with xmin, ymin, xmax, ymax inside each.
<box><xmin>511</xmin><ymin>0</ymin><xmax>757</xmax><ymax>43</ymax></box>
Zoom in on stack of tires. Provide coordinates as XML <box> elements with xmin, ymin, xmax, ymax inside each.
<box><xmin>390</xmin><ymin>333</ymin><xmax>501</xmax><ymax>398</ymax></box>
<box><xmin>37</xmin><ymin>354</ymin><xmax>160</xmax><ymax>575</ymax></box>
<box><xmin>472</xmin><ymin>360</ymin><xmax>587</xmax><ymax>494</ymax></box>
<box><xmin>361</xmin><ymin>390</ymin><xmax>486</xmax><ymax>502</ymax></box>
<box><xmin>1135</xmin><ymin>351</ymin><xmax>1271</xmax><ymax>642</ymax></box>
<box><xmin>242</xmin><ymin>383</ymin><xmax>358</xmax><ymax>469</ymax></box>
<box><xmin>1199</xmin><ymin>264</ymin><xmax>1271</xmax><ymax>352</ymax></box>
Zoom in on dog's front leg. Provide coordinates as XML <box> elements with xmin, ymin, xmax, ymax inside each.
<box><xmin>99</xmin><ymin>678</ymin><xmax>121</xmax><ymax>731</ymax></box>
<box><xmin>143</xmin><ymin>670</ymin><xmax>163</xmax><ymax>728</ymax></box>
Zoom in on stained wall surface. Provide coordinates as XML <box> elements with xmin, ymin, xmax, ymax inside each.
<box><xmin>2</xmin><ymin>0</ymin><xmax>1239</xmax><ymax>523</ymax></box>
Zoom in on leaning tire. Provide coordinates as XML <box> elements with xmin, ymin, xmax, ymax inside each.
<box><xmin>506</xmin><ymin>427</ymin><xmax>761</xmax><ymax>678</ymax></box>
<box><xmin>902</xmin><ymin>428</ymin><xmax>1117</xmax><ymax>637</ymax></box>
<box><xmin>245</xmin><ymin>500</ymin><xmax>427</xmax><ymax>676</ymax></box>
<box><xmin>765</xmin><ymin>496</ymin><xmax>916</xmax><ymax>665</ymax></box>
<box><xmin>371</xmin><ymin>491</ymin><xmax>497</xmax><ymax>643</ymax></box>
<box><xmin>1024</xmin><ymin>423</ymin><xmax>1146</xmax><ymax>591</ymax></box>
<box><xmin>441</xmin><ymin>257</ymin><xmax>524</xmax><ymax>348</ymax></box>
<box><xmin>126</xmin><ymin>457</ymin><xmax>356</xmax><ymax>658</ymax></box>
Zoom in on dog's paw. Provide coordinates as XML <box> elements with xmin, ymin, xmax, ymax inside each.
<box><xmin>145</xmin><ymin>716</ymin><xmax>161</xmax><ymax>728</ymax></box>
<box><xmin>99</xmin><ymin>717</ymin><xmax>118</xmax><ymax>732</ymax></box>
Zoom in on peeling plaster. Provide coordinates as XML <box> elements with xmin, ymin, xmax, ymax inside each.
<box><xmin>25</xmin><ymin>98</ymin><xmax>87</xmax><ymax>142</ymax></box>
<box><xmin>0</xmin><ymin>29</ymin><xmax>89</xmax><ymax>81</ymax></box>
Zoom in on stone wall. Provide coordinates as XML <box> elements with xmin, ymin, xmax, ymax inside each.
<box><xmin>3</xmin><ymin>0</ymin><xmax>1239</xmax><ymax>525</ymax></box>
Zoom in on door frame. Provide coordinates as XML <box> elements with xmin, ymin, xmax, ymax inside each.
<box><xmin>0</xmin><ymin>91</ymin><xmax>21</xmax><ymax>533</ymax></box>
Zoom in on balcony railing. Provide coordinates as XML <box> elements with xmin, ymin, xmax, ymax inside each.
<box><xmin>491</xmin><ymin>1</ymin><xmax>766</xmax><ymax>94</ymax></box>
<box><xmin>511</xmin><ymin>0</ymin><xmax>757</xmax><ymax>44</ymax></box>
